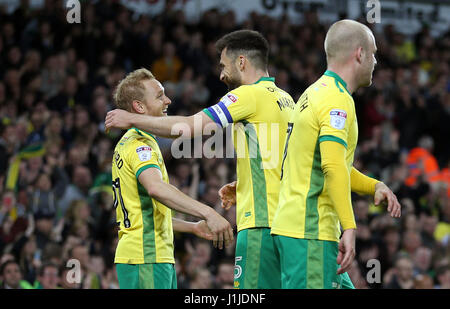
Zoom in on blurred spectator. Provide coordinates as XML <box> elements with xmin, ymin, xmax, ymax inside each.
<box><xmin>11</xmin><ymin>231</ymin><xmax>40</xmax><ymax>285</ymax></box>
<box><xmin>29</xmin><ymin>161</ymin><xmax>69</xmax><ymax>221</ymax></box>
<box><xmin>36</xmin><ymin>262</ymin><xmax>59</xmax><ymax>289</ymax></box>
<box><xmin>412</xmin><ymin>246</ymin><xmax>433</xmax><ymax>276</ymax></box>
<box><xmin>384</xmin><ymin>255</ymin><xmax>415</xmax><ymax>289</ymax></box>
<box><xmin>405</xmin><ymin>136</ymin><xmax>441</xmax><ymax>188</ymax></box>
<box><xmin>151</xmin><ymin>42</ymin><xmax>183</xmax><ymax>83</ymax></box>
<box><xmin>214</xmin><ymin>258</ymin><xmax>235</xmax><ymax>288</ymax></box>
<box><xmin>0</xmin><ymin>259</ymin><xmax>32</xmax><ymax>289</ymax></box>
<box><xmin>57</xmin><ymin>165</ymin><xmax>92</xmax><ymax>218</ymax></box>
<box><xmin>435</xmin><ymin>266</ymin><xmax>450</xmax><ymax>289</ymax></box>
<box><xmin>68</xmin><ymin>244</ymin><xmax>101</xmax><ymax>289</ymax></box>
<box><xmin>0</xmin><ymin>190</ymin><xmax>28</xmax><ymax>250</ymax></box>
<box><xmin>189</xmin><ymin>267</ymin><xmax>214</xmax><ymax>289</ymax></box>
<box><xmin>413</xmin><ymin>274</ymin><xmax>434</xmax><ymax>289</ymax></box>
<box><xmin>401</xmin><ymin>230</ymin><xmax>422</xmax><ymax>256</ymax></box>
<box><xmin>420</xmin><ymin>213</ymin><xmax>438</xmax><ymax>249</ymax></box>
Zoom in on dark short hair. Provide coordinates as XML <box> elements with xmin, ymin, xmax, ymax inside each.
<box><xmin>0</xmin><ymin>260</ymin><xmax>20</xmax><ymax>276</ymax></box>
<box><xmin>38</xmin><ymin>262</ymin><xmax>59</xmax><ymax>277</ymax></box>
<box><xmin>215</xmin><ymin>30</ymin><xmax>269</xmax><ymax>70</ymax></box>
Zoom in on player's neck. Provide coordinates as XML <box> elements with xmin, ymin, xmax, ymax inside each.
<box><xmin>242</xmin><ymin>69</ymin><xmax>269</xmax><ymax>85</ymax></box>
<box><xmin>326</xmin><ymin>65</ymin><xmax>357</xmax><ymax>95</ymax></box>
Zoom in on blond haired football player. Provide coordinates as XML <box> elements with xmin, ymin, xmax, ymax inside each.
<box><xmin>111</xmin><ymin>68</ymin><xmax>233</xmax><ymax>289</ymax></box>
<box><xmin>270</xmin><ymin>20</ymin><xmax>401</xmax><ymax>289</ymax></box>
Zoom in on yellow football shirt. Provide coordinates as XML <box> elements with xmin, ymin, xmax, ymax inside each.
<box><xmin>271</xmin><ymin>71</ymin><xmax>358</xmax><ymax>242</ymax></box>
<box><xmin>112</xmin><ymin>127</ymin><xmax>174</xmax><ymax>264</ymax></box>
<box><xmin>203</xmin><ymin>77</ymin><xmax>295</xmax><ymax>232</ymax></box>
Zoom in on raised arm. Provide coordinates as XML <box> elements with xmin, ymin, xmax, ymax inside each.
<box><xmin>138</xmin><ymin>167</ymin><xmax>233</xmax><ymax>249</ymax></box>
<box><xmin>106</xmin><ymin>87</ymin><xmax>255</xmax><ymax>138</ymax></box>
<box><xmin>105</xmin><ymin>109</ymin><xmax>214</xmax><ymax>139</ymax></box>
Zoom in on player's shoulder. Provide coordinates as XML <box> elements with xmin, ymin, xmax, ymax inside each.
<box><xmin>226</xmin><ymin>84</ymin><xmax>254</xmax><ymax>99</ymax></box>
<box><xmin>116</xmin><ymin>129</ymin><xmax>157</xmax><ymax>153</ymax></box>
<box><xmin>217</xmin><ymin>85</ymin><xmax>256</xmax><ymax>109</ymax></box>
<box><xmin>114</xmin><ymin>130</ymin><xmax>134</xmax><ymax>149</ymax></box>
<box><xmin>232</xmin><ymin>80</ymin><xmax>289</xmax><ymax>99</ymax></box>
<box><xmin>307</xmin><ymin>76</ymin><xmax>353</xmax><ymax>108</ymax></box>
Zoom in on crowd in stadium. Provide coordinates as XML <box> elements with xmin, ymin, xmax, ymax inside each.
<box><xmin>0</xmin><ymin>0</ymin><xmax>449</xmax><ymax>289</ymax></box>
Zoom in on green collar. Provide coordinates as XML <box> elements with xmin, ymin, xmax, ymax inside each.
<box><xmin>324</xmin><ymin>70</ymin><xmax>351</xmax><ymax>95</ymax></box>
<box><xmin>253</xmin><ymin>76</ymin><xmax>275</xmax><ymax>84</ymax></box>
<box><xmin>131</xmin><ymin>127</ymin><xmax>157</xmax><ymax>141</ymax></box>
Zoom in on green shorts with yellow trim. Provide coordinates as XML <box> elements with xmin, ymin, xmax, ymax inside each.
<box><xmin>272</xmin><ymin>235</ymin><xmax>354</xmax><ymax>289</ymax></box>
<box><xmin>234</xmin><ymin>228</ymin><xmax>281</xmax><ymax>289</ymax></box>
<box><xmin>116</xmin><ymin>263</ymin><xmax>177</xmax><ymax>289</ymax></box>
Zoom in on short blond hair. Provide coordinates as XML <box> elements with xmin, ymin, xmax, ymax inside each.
<box><xmin>324</xmin><ymin>19</ymin><xmax>373</xmax><ymax>64</ymax></box>
<box><xmin>113</xmin><ymin>68</ymin><xmax>155</xmax><ymax>111</ymax></box>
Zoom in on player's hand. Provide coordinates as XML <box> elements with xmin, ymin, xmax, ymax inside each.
<box><xmin>337</xmin><ymin>228</ymin><xmax>356</xmax><ymax>275</ymax></box>
<box><xmin>105</xmin><ymin>109</ymin><xmax>134</xmax><ymax>132</ymax></box>
<box><xmin>205</xmin><ymin>211</ymin><xmax>234</xmax><ymax>250</ymax></box>
<box><xmin>219</xmin><ymin>181</ymin><xmax>236</xmax><ymax>210</ymax></box>
<box><xmin>192</xmin><ymin>220</ymin><xmax>214</xmax><ymax>240</ymax></box>
<box><xmin>374</xmin><ymin>182</ymin><xmax>401</xmax><ymax>218</ymax></box>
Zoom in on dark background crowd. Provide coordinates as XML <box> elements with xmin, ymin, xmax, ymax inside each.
<box><xmin>0</xmin><ymin>0</ymin><xmax>448</xmax><ymax>289</ymax></box>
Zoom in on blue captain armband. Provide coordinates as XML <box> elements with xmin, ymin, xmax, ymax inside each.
<box><xmin>202</xmin><ymin>102</ymin><xmax>233</xmax><ymax>128</ymax></box>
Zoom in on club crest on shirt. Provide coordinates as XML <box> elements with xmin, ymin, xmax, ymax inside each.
<box><xmin>136</xmin><ymin>146</ymin><xmax>152</xmax><ymax>161</ymax></box>
<box><xmin>330</xmin><ymin>109</ymin><xmax>347</xmax><ymax>130</ymax></box>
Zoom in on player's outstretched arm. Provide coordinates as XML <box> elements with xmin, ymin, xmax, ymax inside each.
<box><xmin>138</xmin><ymin>167</ymin><xmax>233</xmax><ymax>249</ymax></box>
<box><xmin>218</xmin><ymin>181</ymin><xmax>236</xmax><ymax>210</ymax></box>
<box><xmin>351</xmin><ymin>167</ymin><xmax>401</xmax><ymax>218</ymax></box>
<box><xmin>105</xmin><ymin>109</ymin><xmax>214</xmax><ymax>139</ymax></box>
<box><xmin>172</xmin><ymin>218</ymin><xmax>213</xmax><ymax>241</ymax></box>
<box><xmin>320</xmin><ymin>140</ymin><xmax>356</xmax><ymax>275</ymax></box>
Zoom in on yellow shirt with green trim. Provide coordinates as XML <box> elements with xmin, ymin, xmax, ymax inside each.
<box><xmin>112</xmin><ymin>127</ymin><xmax>174</xmax><ymax>264</ymax></box>
<box><xmin>203</xmin><ymin>77</ymin><xmax>295</xmax><ymax>232</ymax></box>
<box><xmin>271</xmin><ymin>71</ymin><xmax>358</xmax><ymax>242</ymax></box>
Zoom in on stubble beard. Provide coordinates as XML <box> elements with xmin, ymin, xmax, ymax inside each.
<box><xmin>225</xmin><ymin>68</ymin><xmax>242</xmax><ymax>91</ymax></box>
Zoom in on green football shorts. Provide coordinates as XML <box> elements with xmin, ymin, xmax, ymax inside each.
<box><xmin>234</xmin><ymin>228</ymin><xmax>281</xmax><ymax>289</ymax></box>
<box><xmin>273</xmin><ymin>235</ymin><xmax>355</xmax><ymax>289</ymax></box>
<box><xmin>116</xmin><ymin>263</ymin><xmax>177</xmax><ymax>289</ymax></box>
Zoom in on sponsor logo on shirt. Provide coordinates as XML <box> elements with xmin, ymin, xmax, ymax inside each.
<box><xmin>227</xmin><ymin>94</ymin><xmax>238</xmax><ymax>102</ymax></box>
<box><xmin>136</xmin><ymin>146</ymin><xmax>152</xmax><ymax>161</ymax></box>
<box><xmin>330</xmin><ymin>109</ymin><xmax>347</xmax><ymax>130</ymax></box>
<box><xmin>222</xmin><ymin>93</ymin><xmax>238</xmax><ymax>107</ymax></box>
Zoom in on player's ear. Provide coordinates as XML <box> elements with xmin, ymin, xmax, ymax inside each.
<box><xmin>131</xmin><ymin>100</ymin><xmax>145</xmax><ymax>114</ymax></box>
<box><xmin>238</xmin><ymin>55</ymin><xmax>245</xmax><ymax>71</ymax></box>
<box><xmin>356</xmin><ymin>47</ymin><xmax>364</xmax><ymax>64</ymax></box>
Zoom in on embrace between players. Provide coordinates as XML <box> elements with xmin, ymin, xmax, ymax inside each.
<box><xmin>104</xmin><ymin>19</ymin><xmax>402</xmax><ymax>289</ymax></box>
